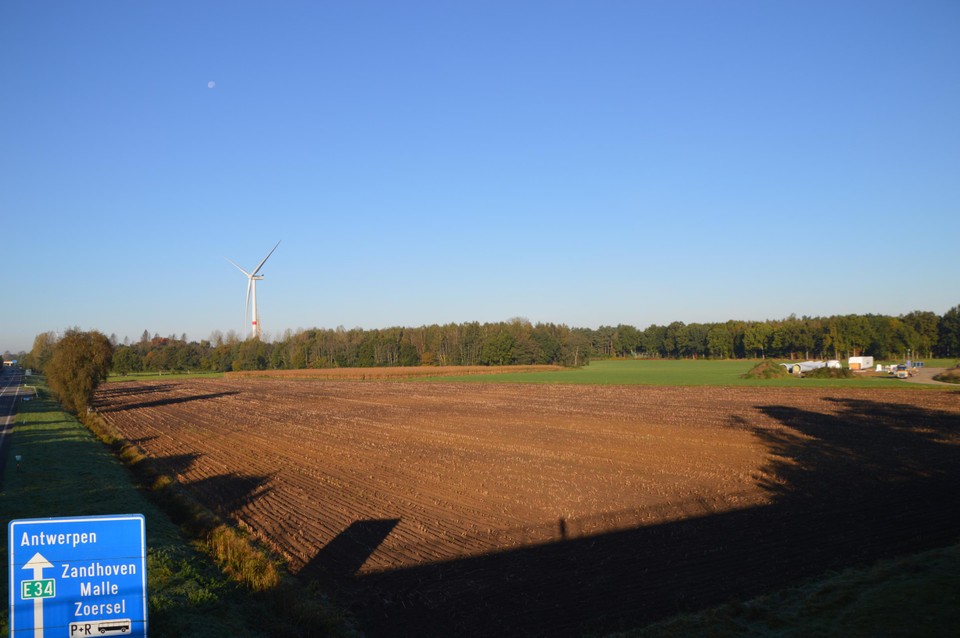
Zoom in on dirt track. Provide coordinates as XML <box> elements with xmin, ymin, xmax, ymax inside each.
<box><xmin>94</xmin><ymin>379</ymin><xmax>960</xmax><ymax>637</ymax></box>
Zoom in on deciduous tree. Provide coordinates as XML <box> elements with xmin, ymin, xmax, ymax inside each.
<box><xmin>743</xmin><ymin>322</ymin><xmax>772</xmax><ymax>359</ymax></box>
<box><xmin>45</xmin><ymin>330</ymin><xmax>113</xmax><ymax>413</ymax></box>
<box><xmin>903</xmin><ymin>310</ymin><xmax>939</xmax><ymax>359</ymax></box>
<box><xmin>937</xmin><ymin>305</ymin><xmax>960</xmax><ymax>358</ymax></box>
<box><xmin>25</xmin><ymin>331</ymin><xmax>58</xmax><ymax>373</ymax></box>
<box><xmin>707</xmin><ymin>324</ymin><xmax>734</xmax><ymax>359</ymax></box>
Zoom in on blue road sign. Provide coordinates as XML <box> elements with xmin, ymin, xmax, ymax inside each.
<box><xmin>8</xmin><ymin>514</ymin><xmax>147</xmax><ymax>637</ymax></box>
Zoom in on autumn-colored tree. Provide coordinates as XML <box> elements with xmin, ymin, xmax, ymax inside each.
<box><xmin>45</xmin><ymin>330</ymin><xmax>113</xmax><ymax>413</ymax></box>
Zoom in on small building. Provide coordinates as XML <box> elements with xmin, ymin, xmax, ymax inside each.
<box><xmin>849</xmin><ymin>356</ymin><xmax>874</xmax><ymax>371</ymax></box>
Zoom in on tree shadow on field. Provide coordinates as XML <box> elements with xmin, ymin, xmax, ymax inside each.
<box><xmin>186</xmin><ymin>472</ymin><xmax>273</xmax><ymax>519</ymax></box>
<box><xmin>752</xmin><ymin>397</ymin><xmax>960</xmax><ymax>503</ymax></box>
<box><xmin>147</xmin><ymin>451</ymin><xmax>202</xmax><ymax>478</ymax></box>
<box><xmin>96</xmin><ymin>390</ymin><xmax>240</xmax><ymax>413</ymax></box>
<box><xmin>313</xmin><ymin>397</ymin><xmax>960</xmax><ymax>638</ymax></box>
<box><xmin>96</xmin><ymin>383</ymin><xmax>179</xmax><ymax>399</ymax></box>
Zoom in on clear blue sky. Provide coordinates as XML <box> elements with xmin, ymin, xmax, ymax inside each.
<box><xmin>2</xmin><ymin>1</ymin><xmax>958</xmax><ymax>353</ymax></box>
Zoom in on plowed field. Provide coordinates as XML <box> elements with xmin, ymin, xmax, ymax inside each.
<box><xmin>94</xmin><ymin>379</ymin><xmax>960</xmax><ymax>637</ymax></box>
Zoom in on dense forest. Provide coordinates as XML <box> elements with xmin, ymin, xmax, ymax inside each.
<box><xmin>19</xmin><ymin>306</ymin><xmax>960</xmax><ymax>375</ymax></box>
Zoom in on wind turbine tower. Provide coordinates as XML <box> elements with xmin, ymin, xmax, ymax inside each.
<box><xmin>227</xmin><ymin>241</ymin><xmax>281</xmax><ymax>339</ymax></box>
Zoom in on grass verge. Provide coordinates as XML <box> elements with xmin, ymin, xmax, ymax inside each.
<box><xmin>610</xmin><ymin>542</ymin><xmax>960</xmax><ymax>637</ymax></box>
<box><xmin>1</xmin><ymin>384</ymin><xmax>352</xmax><ymax>637</ymax></box>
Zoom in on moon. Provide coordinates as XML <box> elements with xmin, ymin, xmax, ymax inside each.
<box><xmin>208</xmin><ymin>81</ymin><xmax>216</xmax><ymax>89</ymax></box>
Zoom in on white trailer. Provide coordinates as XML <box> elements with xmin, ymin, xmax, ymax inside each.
<box><xmin>849</xmin><ymin>356</ymin><xmax>874</xmax><ymax>371</ymax></box>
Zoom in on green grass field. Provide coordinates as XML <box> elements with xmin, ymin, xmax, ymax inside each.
<box><xmin>430</xmin><ymin>358</ymin><xmax>958</xmax><ymax>388</ymax></box>
<box><xmin>105</xmin><ymin>360</ymin><xmax>959</xmax><ymax>388</ymax></box>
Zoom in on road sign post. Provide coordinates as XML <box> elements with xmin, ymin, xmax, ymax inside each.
<box><xmin>8</xmin><ymin>514</ymin><xmax>148</xmax><ymax>637</ymax></box>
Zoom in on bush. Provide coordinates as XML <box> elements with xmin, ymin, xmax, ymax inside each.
<box><xmin>933</xmin><ymin>365</ymin><xmax>960</xmax><ymax>384</ymax></box>
<box><xmin>804</xmin><ymin>366</ymin><xmax>855</xmax><ymax>379</ymax></box>
<box><xmin>741</xmin><ymin>361</ymin><xmax>789</xmax><ymax>379</ymax></box>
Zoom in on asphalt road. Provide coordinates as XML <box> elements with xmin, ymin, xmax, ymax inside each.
<box><xmin>0</xmin><ymin>366</ymin><xmax>25</xmax><ymax>485</ymax></box>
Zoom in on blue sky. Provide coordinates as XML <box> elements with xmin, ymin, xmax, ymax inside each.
<box><xmin>2</xmin><ymin>1</ymin><xmax>958</xmax><ymax>353</ymax></box>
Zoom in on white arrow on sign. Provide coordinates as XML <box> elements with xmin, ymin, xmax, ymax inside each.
<box><xmin>23</xmin><ymin>552</ymin><xmax>53</xmax><ymax>638</ymax></box>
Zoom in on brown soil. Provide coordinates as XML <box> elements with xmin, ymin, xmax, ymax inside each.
<box><xmin>94</xmin><ymin>379</ymin><xmax>960</xmax><ymax>637</ymax></box>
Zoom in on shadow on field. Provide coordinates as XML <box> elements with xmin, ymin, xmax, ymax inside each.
<box><xmin>305</xmin><ymin>519</ymin><xmax>401</xmax><ymax>580</ymax></box>
<box><xmin>312</xmin><ymin>398</ymin><xmax>960</xmax><ymax>637</ymax></box>
<box><xmin>146</xmin><ymin>452</ymin><xmax>271</xmax><ymax>515</ymax></box>
<box><xmin>95</xmin><ymin>386</ymin><xmax>240</xmax><ymax>412</ymax></box>
<box><xmin>149</xmin><ymin>451</ymin><xmax>201</xmax><ymax>477</ymax></box>
<box><xmin>188</xmin><ymin>473</ymin><xmax>274</xmax><ymax>519</ymax></box>
<box><xmin>96</xmin><ymin>383</ymin><xmax>179</xmax><ymax>399</ymax></box>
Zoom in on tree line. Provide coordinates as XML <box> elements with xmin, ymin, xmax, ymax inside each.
<box><xmin>21</xmin><ymin>306</ymin><xmax>960</xmax><ymax>379</ymax></box>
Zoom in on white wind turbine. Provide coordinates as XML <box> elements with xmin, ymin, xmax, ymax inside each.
<box><xmin>227</xmin><ymin>241</ymin><xmax>281</xmax><ymax>339</ymax></box>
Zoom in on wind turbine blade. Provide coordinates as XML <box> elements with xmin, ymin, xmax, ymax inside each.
<box><xmin>251</xmin><ymin>240</ymin><xmax>281</xmax><ymax>276</ymax></box>
<box><xmin>226</xmin><ymin>257</ymin><xmax>252</xmax><ymax>277</ymax></box>
<box><xmin>245</xmin><ymin>278</ymin><xmax>253</xmax><ymax>323</ymax></box>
